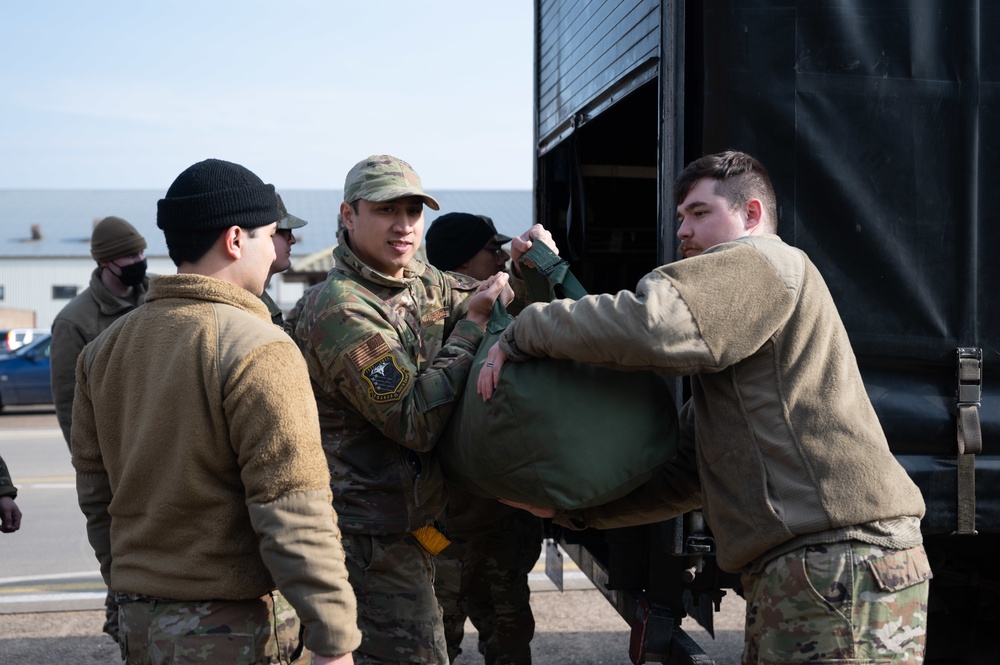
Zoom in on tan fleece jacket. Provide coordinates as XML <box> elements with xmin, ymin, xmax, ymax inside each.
<box><xmin>72</xmin><ymin>274</ymin><xmax>360</xmax><ymax>657</ymax></box>
<box><xmin>50</xmin><ymin>268</ymin><xmax>148</xmax><ymax>447</ymax></box>
<box><xmin>501</xmin><ymin>235</ymin><xmax>925</xmax><ymax>572</ymax></box>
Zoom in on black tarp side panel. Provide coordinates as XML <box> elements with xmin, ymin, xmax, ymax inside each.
<box><xmin>698</xmin><ymin>0</ymin><xmax>997</xmax><ymax>453</ymax></box>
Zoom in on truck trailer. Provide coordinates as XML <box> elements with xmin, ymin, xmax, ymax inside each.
<box><xmin>532</xmin><ymin>1</ymin><xmax>998</xmax><ymax>662</ymax></box>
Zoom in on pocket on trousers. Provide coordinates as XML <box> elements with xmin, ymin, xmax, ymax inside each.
<box><xmin>344</xmin><ymin>533</ymin><xmax>376</xmax><ymax>570</ymax></box>
<box><xmin>867</xmin><ymin>546</ymin><xmax>933</xmax><ymax>593</ymax></box>
<box><xmin>160</xmin><ymin>633</ymin><xmax>257</xmax><ymax>665</ymax></box>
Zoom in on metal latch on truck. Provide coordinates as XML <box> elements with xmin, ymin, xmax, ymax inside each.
<box><xmin>955</xmin><ymin>347</ymin><xmax>983</xmax><ymax>536</ymax></box>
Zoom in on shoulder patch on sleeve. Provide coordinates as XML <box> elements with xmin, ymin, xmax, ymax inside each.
<box><xmin>348</xmin><ymin>334</ymin><xmax>411</xmax><ymax>403</ymax></box>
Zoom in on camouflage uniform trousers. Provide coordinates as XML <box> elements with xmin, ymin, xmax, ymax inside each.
<box><xmin>741</xmin><ymin>542</ymin><xmax>932</xmax><ymax>665</ymax></box>
<box><xmin>117</xmin><ymin>589</ymin><xmax>309</xmax><ymax>664</ymax></box>
<box><xmin>435</xmin><ymin>512</ymin><xmax>541</xmax><ymax>665</ymax></box>
<box><xmin>343</xmin><ymin>531</ymin><xmax>449</xmax><ymax>665</ymax></box>
<box><xmin>104</xmin><ymin>588</ymin><xmax>121</xmax><ymax>644</ymax></box>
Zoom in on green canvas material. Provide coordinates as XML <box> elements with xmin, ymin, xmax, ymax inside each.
<box><xmin>439</xmin><ymin>244</ymin><xmax>679</xmax><ymax>510</ymax></box>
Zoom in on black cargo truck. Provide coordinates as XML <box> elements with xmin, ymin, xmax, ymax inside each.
<box><xmin>532</xmin><ymin>1</ymin><xmax>998</xmax><ymax>662</ymax></box>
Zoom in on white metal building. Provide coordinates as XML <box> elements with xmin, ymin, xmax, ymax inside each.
<box><xmin>0</xmin><ymin>189</ymin><xmax>531</xmax><ymax>328</ymax></box>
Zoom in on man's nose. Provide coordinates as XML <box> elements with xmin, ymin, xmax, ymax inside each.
<box><xmin>393</xmin><ymin>214</ymin><xmax>416</xmax><ymax>231</ymax></box>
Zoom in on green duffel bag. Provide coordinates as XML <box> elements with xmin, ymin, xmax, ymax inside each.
<box><xmin>438</xmin><ymin>243</ymin><xmax>679</xmax><ymax>510</ymax></box>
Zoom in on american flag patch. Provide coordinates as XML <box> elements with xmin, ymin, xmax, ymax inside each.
<box><xmin>347</xmin><ymin>334</ymin><xmax>391</xmax><ymax>371</ymax></box>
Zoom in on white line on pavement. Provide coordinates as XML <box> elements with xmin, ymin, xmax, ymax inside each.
<box><xmin>0</xmin><ymin>429</ymin><xmax>63</xmax><ymax>440</ymax></box>
<box><xmin>0</xmin><ymin>571</ymin><xmax>103</xmax><ymax>584</ymax></box>
<box><xmin>0</xmin><ymin>592</ymin><xmax>106</xmax><ymax>604</ymax></box>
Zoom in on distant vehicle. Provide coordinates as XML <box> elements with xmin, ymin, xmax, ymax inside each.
<box><xmin>1</xmin><ymin>328</ymin><xmax>50</xmax><ymax>353</ymax></box>
<box><xmin>0</xmin><ymin>333</ymin><xmax>53</xmax><ymax>411</ymax></box>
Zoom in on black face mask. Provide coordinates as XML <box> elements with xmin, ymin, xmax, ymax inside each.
<box><xmin>112</xmin><ymin>259</ymin><xmax>147</xmax><ymax>287</ymax></box>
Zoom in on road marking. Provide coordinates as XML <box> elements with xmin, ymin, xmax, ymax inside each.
<box><xmin>22</xmin><ymin>483</ymin><xmax>75</xmax><ymax>489</ymax></box>
<box><xmin>0</xmin><ymin>571</ymin><xmax>107</xmax><ymax>606</ymax></box>
<box><xmin>0</xmin><ymin>429</ymin><xmax>62</xmax><ymax>440</ymax></box>
<box><xmin>1</xmin><ymin>582</ymin><xmax>105</xmax><ymax>594</ymax></box>
<box><xmin>0</xmin><ymin>592</ymin><xmax>106</xmax><ymax>604</ymax></box>
<box><xmin>0</xmin><ymin>571</ymin><xmax>102</xmax><ymax>584</ymax></box>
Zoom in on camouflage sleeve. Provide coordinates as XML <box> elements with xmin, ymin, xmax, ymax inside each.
<box><xmin>307</xmin><ymin>301</ymin><xmax>485</xmax><ymax>452</ymax></box>
<box><xmin>70</xmin><ymin>351</ymin><xmax>114</xmax><ymax>586</ymax></box>
<box><xmin>0</xmin><ymin>454</ymin><xmax>16</xmax><ymax>499</ymax></box>
<box><xmin>50</xmin><ymin>317</ymin><xmax>88</xmax><ymax>447</ymax></box>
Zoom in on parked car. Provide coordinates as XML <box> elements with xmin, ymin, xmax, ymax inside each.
<box><xmin>0</xmin><ymin>333</ymin><xmax>53</xmax><ymax>411</ymax></box>
<box><xmin>1</xmin><ymin>328</ymin><xmax>50</xmax><ymax>353</ymax></box>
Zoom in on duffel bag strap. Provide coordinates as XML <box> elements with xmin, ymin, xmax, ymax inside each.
<box><xmin>518</xmin><ymin>242</ymin><xmax>588</xmax><ymax>302</ymax></box>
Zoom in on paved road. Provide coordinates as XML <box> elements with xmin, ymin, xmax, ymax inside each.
<box><xmin>0</xmin><ymin>407</ymin><xmax>745</xmax><ymax>664</ymax></box>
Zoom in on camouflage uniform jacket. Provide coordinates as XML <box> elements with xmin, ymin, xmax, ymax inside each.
<box><xmin>0</xmin><ymin>454</ymin><xmax>16</xmax><ymax>499</ymax></box>
<box><xmin>504</xmin><ymin>235</ymin><xmax>926</xmax><ymax>573</ymax></box>
<box><xmin>293</xmin><ymin>237</ymin><xmax>484</xmax><ymax>535</ymax></box>
<box><xmin>50</xmin><ymin>268</ymin><xmax>149</xmax><ymax>446</ymax></box>
<box><xmin>73</xmin><ymin>274</ymin><xmax>361</xmax><ymax>656</ymax></box>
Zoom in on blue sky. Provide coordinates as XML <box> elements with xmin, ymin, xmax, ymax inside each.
<box><xmin>0</xmin><ymin>1</ymin><xmax>534</xmax><ymax>190</ymax></box>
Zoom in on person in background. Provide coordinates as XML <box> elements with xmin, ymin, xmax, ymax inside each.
<box><xmin>291</xmin><ymin>154</ymin><xmax>531</xmax><ymax>664</ymax></box>
<box><xmin>424</xmin><ymin>211</ymin><xmax>540</xmax><ymax>665</ymax></box>
<box><xmin>0</xmin><ymin>453</ymin><xmax>22</xmax><ymax>533</ymax></box>
<box><xmin>260</xmin><ymin>193</ymin><xmax>308</xmax><ymax>326</ymax></box>
<box><xmin>51</xmin><ymin>216</ymin><xmax>149</xmax><ymax>449</ymax></box>
<box><xmin>49</xmin><ymin>214</ymin><xmax>149</xmax><ymax>643</ymax></box>
<box><xmin>480</xmin><ymin>151</ymin><xmax>931</xmax><ymax>665</ymax></box>
<box><xmin>72</xmin><ymin>158</ymin><xmax>360</xmax><ymax>664</ymax></box>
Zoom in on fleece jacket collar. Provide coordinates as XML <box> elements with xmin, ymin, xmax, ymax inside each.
<box><xmin>145</xmin><ymin>274</ymin><xmax>271</xmax><ymax>323</ymax></box>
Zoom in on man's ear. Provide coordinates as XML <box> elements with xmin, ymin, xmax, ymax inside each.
<box><xmin>340</xmin><ymin>201</ymin><xmax>355</xmax><ymax>230</ymax></box>
<box><xmin>744</xmin><ymin>198</ymin><xmax>763</xmax><ymax>233</ymax></box>
<box><xmin>222</xmin><ymin>226</ymin><xmax>242</xmax><ymax>259</ymax></box>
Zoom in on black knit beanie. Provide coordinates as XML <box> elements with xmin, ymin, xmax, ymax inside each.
<box><xmin>156</xmin><ymin>158</ymin><xmax>278</xmax><ymax>232</ymax></box>
<box><xmin>425</xmin><ymin>212</ymin><xmax>511</xmax><ymax>271</ymax></box>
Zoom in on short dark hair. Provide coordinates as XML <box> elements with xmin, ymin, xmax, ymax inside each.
<box><xmin>674</xmin><ymin>151</ymin><xmax>778</xmax><ymax>234</ymax></box>
<box><xmin>164</xmin><ymin>226</ymin><xmax>264</xmax><ymax>267</ymax></box>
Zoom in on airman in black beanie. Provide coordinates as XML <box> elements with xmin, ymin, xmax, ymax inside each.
<box><xmin>72</xmin><ymin>157</ymin><xmax>361</xmax><ymax>663</ymax></box>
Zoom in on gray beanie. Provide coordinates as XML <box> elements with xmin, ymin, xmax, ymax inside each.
<box><xmin>91</xmin><ymin>216</ymin><xmax>147</xmax><ymax>262</ymax></box>
<box><xmin>157</xmin><ymin>158</ymin><xmax>278</xmax><ymax>232</ymax></box>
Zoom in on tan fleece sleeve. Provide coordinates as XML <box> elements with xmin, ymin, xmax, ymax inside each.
<box><xmin>503</xmin><ymin>242</ymin><xmax>798</xmax><ymax>376</ymax></box>
<box><xmin>223</xmin><ymin>334</ymin><xmax>361</xmax><ymax>654</ymax></box>
<box><xmin>249</xmin><ymin>491</ymin><xmax>361</xmax><ymax>657</ymax></box>
<box><xmin>70</xmin><ymin>351</ymin><xmax>114</xmax><ymax>586</ymax></box>
<box><xmin>500</xmin><ymin>269</ymin><xmax>712</xmax><ymax>372</ymax></box>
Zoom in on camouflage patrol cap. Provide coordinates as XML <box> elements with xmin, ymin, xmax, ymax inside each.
<box><xmin>276</xmin><ymin>193</ymin><xmax>307</xmax><ymax>230</ymax></box>
<box><xmin>343</xmin><ymin>155</ymin><xmax>441</xmax><ymax>210</ymax></box>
